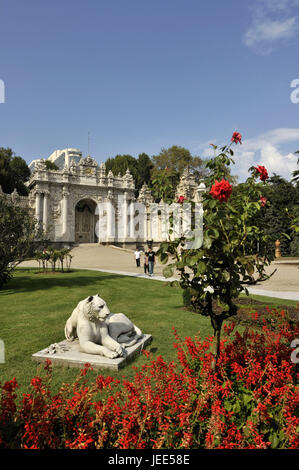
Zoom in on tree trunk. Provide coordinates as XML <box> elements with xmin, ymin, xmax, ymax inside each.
<box><xmin>210</xmin><ymin>313</ymin><xmax>224</xmax><ymax>372</ymax></box>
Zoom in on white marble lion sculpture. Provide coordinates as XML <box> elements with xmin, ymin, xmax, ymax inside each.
<box><xmin>64</xmin><ymin>294</ymin><xmax>143</xmax><ymax>359</ymax></box>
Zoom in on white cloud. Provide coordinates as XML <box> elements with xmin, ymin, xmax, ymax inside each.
<box><xmin>257</xmin><ymin>0</ymin><xmax>299</xmax><ymax>12</ymax></box>
<box><xmin>233</xmin><ymin>128</ymin><xmax>299</xmax><ymax>181</ymax></box>
<box><xmin>198</xmin><ymin>128</ymin><xmax>299</xmax><ymax>182</ymax></box>
<box><xmin>244</xmin><ymin>0</ymin><xmax>299</xmax><ymax>53</ymax></box>
<box><xmin>244</xmin><ymin>17</ymin><xmax>298</xmax><ymax>48</ymax></box>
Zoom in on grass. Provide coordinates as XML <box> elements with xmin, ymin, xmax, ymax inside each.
<box><xmin>0</xmin><ymin>268</ymin><xmax>212</xmax><ymax>395</ymax></box>
<box><xmin>0</xmin><ymin>268</ymin><xmax>297</xmax><ymax>396</ymax></box>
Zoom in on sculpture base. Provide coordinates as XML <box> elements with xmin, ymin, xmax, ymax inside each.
<box><xmin>32</xmin><ymin>334</ymin><xmax>152</xmax><ymax>371</ymax></box>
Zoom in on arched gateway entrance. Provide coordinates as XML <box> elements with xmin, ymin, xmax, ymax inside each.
<box><xmin>75</xmin><ymin>199</ymin><xmax>98</xmax><ymax>243</ymax></box>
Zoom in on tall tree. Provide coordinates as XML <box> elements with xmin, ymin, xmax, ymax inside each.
<box><xmin>0</xmin><ymin>147</ymin><xmax>30</xmax><ymax>195</ymax></box>
<box><xmin>151</xmin><ymin>145</ymin><xmax>210</xmax><ymax>201</ymax></box>
<box><xmin>105</xmin><ymin>153</ymin><xmax>153</xmax><ymax>194</ymax></box>
<box><xmin>258</xmin><ymin>175</ymin><xmax>299</xmax><ymax>256</ymax></box>
<box><xmin>105</xmin><ymin>154</ymin><xmax>138</xmax><ymax>178</ymax></box>
<box><xmin>151</xmin><ymin>145</ymin><xmax>203</xmax><ymax>176</ymax></box>
<box><xmin>135</xmin><ymin>153</ymin><xmax>154</xmax><ymax>190</ymax></box>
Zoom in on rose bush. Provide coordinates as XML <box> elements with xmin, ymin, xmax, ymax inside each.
<box><xmin>157</xmin><ymin>132</ymin><xmax>275</xmax><ymax>367</ymax></box>
<box><xmin>0</xmin><ymin>308</ymin><xmax>297</xmax><ymax>449</ymax></box>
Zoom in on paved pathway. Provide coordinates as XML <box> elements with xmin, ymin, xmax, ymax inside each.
<box><xmin>20</xmin><ymin>244</ymin><xmax>299</xmax><ymax>301</ymax></box>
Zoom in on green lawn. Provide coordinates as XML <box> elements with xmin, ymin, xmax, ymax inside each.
<box><xmin>0</xmin><ymin>268</ymin><xmax>297</xmax><ymax>396</ymax></box>
<box><xmin>0</xmin><ymin>268</ymin><xmax>213</xmax><ymax>395</ymax></box>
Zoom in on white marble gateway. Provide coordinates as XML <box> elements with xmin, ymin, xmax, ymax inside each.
<box><xmin>3</xmin><ymin>149</ymin><xmax>205</xmax><ymax>246</ymax></box>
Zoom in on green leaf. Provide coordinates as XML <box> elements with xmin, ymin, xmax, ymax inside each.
<box><xmin>222</xmin><ymin>271</ymin><xmax>230</xmax><ymax>282</ymax></box>
<box><xmin>196</xmin><ymin>261</ymin><xmax>206</xmax><ymax>274</ymax></box>
<box><xmin>203</xmin><ymin>236</ymin><xmax>212</xmax><ymax>249</ymax></box>
<box><xmin>207</xmin><ymin>228</ymin><xmax>219</xmax><ymax>239</ymax></box>
<box><xmin>159</xmin><ymin>252</ymin><xmax>169</xmax><ymax>264</ymax></box>
<box><xmin>208</xmin><ymin>199</ymin><xmax>217</xmax><ymax>209</ymax></box>
<box><xmin>176</xmin><ymin>260</ymin><xmax>185</xmax><ymax>269</ymax></box>
<box><xmin>269</xmin><ymin>432</ymin><xmax>280</xmax><ymax>449</ymax></box>
<box><xmin>281</xmin><ymin>232</ymin><xmax>291</xmax><ymax>240</ymax></box>
<box><xmin>163</xmin><ymin>265</ymin><xmax>174</xmax><ymax>278</ymax></box>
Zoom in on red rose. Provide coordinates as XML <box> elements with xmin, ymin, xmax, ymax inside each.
<box><xmin>254</xmin><ymin>165</ymin><xmax>268</xmax><ymax>181</ymax></box>
<box><xmin>209</xmin><ymin>178</ymin><xmax>232</xmax><ymax>203</ymax></box>
<box><xmin>260</xmin><ymin>196</ymin><xmax>267</xmax><ymax>207</ymax></box>
<box><xmin>231</xmin><ymin>131</ymin><xmax>242</xmax><ymax>144</ymax></box>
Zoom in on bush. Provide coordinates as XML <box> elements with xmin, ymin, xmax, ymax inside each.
<box><xmin>0</xmin><ymin>308</ymin><xmax>298</xmax><ymax>449</ymax></box>
<box><xmin>0</xmin><ymin>196</ymin><xmax>42</xmax><ymax>289</ymax></box>
<box><xmin>35</xmin><ymin>247</ymin><xmax>73</xmax><ymax>272</ymax></box>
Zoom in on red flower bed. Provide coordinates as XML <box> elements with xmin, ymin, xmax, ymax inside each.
<box><xmin>0</xmin><ymin>309</ymin><xmax>298</xmax><ymax>449</ymax></box>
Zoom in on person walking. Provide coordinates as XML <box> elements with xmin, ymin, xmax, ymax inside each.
<box><xmin>143</xmin><ymin>252</ymin><xmax>149</xmax><ymax>274</ymax></box>
<box><xmin>134</xmin><ymin>248</ymin><xmax>141</xmax><ymax>267</ymax></box>
<box><xmin>145</xmin><ymin>247</ymin><xmax>155</xmax><ymax>276</ymax></box>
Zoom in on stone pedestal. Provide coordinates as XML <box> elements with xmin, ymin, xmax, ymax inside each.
<box><xmin>32</xmin><ymin>334</ymin><xmax>152</xmax><ymax>371</ymax></box>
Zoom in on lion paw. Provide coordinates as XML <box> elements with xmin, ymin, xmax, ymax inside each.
<box><xmin>105</xmin><ymin>350</ymin><xmax>119</xmax><ymax>359</ymax></box>
<box><xmin>114</xmin><ymin>344</ymin><xmax>124</xmax><ymax>356</ymax></box>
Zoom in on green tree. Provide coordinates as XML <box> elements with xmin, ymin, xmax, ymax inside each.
<box><xmin>44</xmin><ymin>160</ymin><xmax>59</xmax><ymax>171</ymax></box>
<box><xmin>105</xmin><ymin>153</ymin><xmax>153</xmax><ymax>194</ymax></box>
<box><xmin>259</xmin><ymin>175</ymin><xmax>299</xmax><ymax>256</ymax></box>
<box><xmin>151</xmin><ymin>167</ymin><xmax>177</xmax><ymax>203</ymax></box>
<box><xmin>152</xmin><ymin>145</ymin><xmax>198</xmax><ymax>174</ymax></box>
<box><xmin>0</xmin><ymin>196</ymin><xmax>43</xmax><ymax>288</ymax></box>
<box><xmin>0</xmin><ymin>147</ymin><xmax>30</xmax><ymax>195</ymax></box>
<box><xmin>135</xmin><ymin>153</ymin><xmax>154</xmax><ymax>190</ymax></box>
<box><xmin>151</xmin><ymin>146</ymin><xmax>212</xmax><ymax>201</ymax></box>
<box><xmin>105</xmin><ymin>154</ymin><xmax>137</xmax><ymax>178</ymax></box>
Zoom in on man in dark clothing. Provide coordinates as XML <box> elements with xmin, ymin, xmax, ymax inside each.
<box><xmin>145</xmin><ymin>247</ymin><xmax>155</xmax><ymax>276</ymax></box>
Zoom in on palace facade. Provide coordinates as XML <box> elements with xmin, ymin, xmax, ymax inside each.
<box><xmin>2</xmin><ymin>149</ymin><xmax>205</xmax><ymax>248</ymax></box>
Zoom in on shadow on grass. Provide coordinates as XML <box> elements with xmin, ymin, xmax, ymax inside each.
<box><xmin>0</xmin><ymin>270</ymin><xmax>127</xmax><ymax>295</ymax></box>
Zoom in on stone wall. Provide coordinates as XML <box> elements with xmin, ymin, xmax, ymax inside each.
<box><xmin>0</xmin><ymin>186</ymin><xmax>30</xmax><ymax>209</ymax></box>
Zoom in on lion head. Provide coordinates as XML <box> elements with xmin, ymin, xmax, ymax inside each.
<box><xmin>84</xmin><ymin>294</ymin><xmax>111</xmax><ymax>322</ymax></box>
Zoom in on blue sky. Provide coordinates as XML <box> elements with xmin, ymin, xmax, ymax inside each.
<box><xmin>0</xmin><ymin>0</ymin><xmax>299</xmax><ymax>181</ymax></box>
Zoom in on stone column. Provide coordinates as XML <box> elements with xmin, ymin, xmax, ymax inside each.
<box><xmin>43</xmin><ymin>190</ymin><xmax>49</xmax><ymax>228</ymax></box>
<box><xmin>129</xmin><ymin>199</ymin><xmax>135</xmax><ymax>239</ymax></box>
<box><xmin>181</xmin><ymin>202</ymin><xmax>191</xmax><ymax>238</ymax></box>
<box><xmin>106</xmin><ymin>191</ymin><xmax>114</xmax><ymax>241</ymax></box>
<box><xmin>62</xmin><ymin>186</ymin><xmax>69</xmax><ymax>239</ymax></box>
<box><xmin>35</xmin><ymin>190</ymin><xmax>42</xmax><ymax>224</ymax></box>
<box><xmin>143</xmin><ymin>205</ymin><xmax>149</xmax><ymax>242</ymax></box>
<box><xmin>123</xmin><ymin>192</ymin><xmax>128</xmax><ymax>240</ymax></box>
